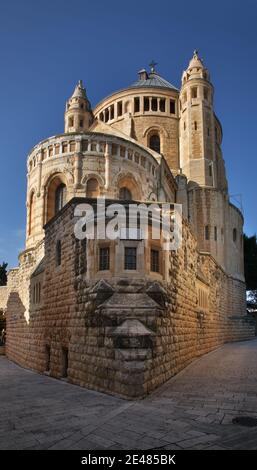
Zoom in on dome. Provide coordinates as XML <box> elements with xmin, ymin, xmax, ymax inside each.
<box><xmin>130</xmin><ymin>72</ymin><xmax>178</xmax><ymax>90</ymax></box>
<box><xmin>129</xmin><ymin>64</ymin><xmax>178</xmax><ymax>91</ymax></box>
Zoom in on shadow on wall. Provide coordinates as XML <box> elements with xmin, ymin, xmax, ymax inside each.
<box><xmin>5</xmin><ymin>292</ymin><xmax>29</xmax><ymax>367</ymax></box>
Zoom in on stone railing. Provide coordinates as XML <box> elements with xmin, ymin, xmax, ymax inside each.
<box><xmin>27</xmin><ymin>133</ymin><xmax>159</xmax><ymax>179</ymax></box>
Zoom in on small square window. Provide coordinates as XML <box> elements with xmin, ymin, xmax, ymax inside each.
<box><xmin>124</xmin><ymin>247</ymin><xmax>137</xmax><ymax>270</ymax></box>
<box><xmin>151</xmin><ymin>249</ymin><xmax>160</xmax><ymax>272</ymax></box>
<box><xmin>99</xmin><ymin>247</ymin><xmax>110</xmax><ymax>271</ymax></box>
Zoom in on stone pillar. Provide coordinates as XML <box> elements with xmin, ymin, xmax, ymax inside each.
<box><xmin>105</xmin><ymin>143</ymin><xmax>111</xmax><ymax>190</ymax></box>
<box><xmin>74</xmin><ymin>153</ymin><xmax>82</xmax><ymax>189</ymax></box>
<box><xmin>37</xmin><ymin>151</ymin><xmax>43</xmax><ymax>197</ymax></box>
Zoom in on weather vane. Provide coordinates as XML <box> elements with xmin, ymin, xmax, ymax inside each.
<box><xmin>149</xmin><ymin>60</ymin><xmax>157</xmax><ymax>73</ymax></box>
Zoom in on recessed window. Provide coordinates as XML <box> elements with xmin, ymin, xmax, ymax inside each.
<box><xmin>104</xmin><ymin>109</ymin><xmax>109</xmax><ymax>122</ymax></box>
<box><xmin>80</xmin><ymin>103</ymin><xmax>84</xmax><ymax>109</ymax></box>
<box><xmin>194</xmin><ymin>121</ymin><xmax>197</xmax><ymax>131</ymax></box>
<box><xmin>68</xmin><ymin>117</ymin><xmax>74</xmax><ymax>127</ymax></box>
<box><xmin>117</xmin><ymin>101</ymin><xmax>123</xmax><ymax>116</ymax></box>
<box><xmin>160</xmin><ymin>99</ymin><xmax>166</xmax><ymax>112</ymax></box>
<box><xmin>125</xmin><ymin>247</ymin><xmax>137</xmax><ymax>270</ymax></box>
<box><xmin>149</xmin><ymin>134</ymin><xmax>160</xmax><ymax>153</ymax></box>
<box><xmin>119</xmin><ymin>187</ymin><xmax>132</xmax><ymax>200</ymax></box>
<box><xmin>233</xmin><ymin>228</ymin><xmax>237</xmax><ymax>243</ymax></box>
<box><xmin>204</xmin><ymin>87</ymin><xmax>209</xmax><ymax>100</ymax></box>
<box><xmin>134</xmin><ymin>97</ymin><xmax>140</xmax><ymax>113</ymax></box>
<box><xmin>86</xmin><ymin>178</ymin><xmax>99</xmax><ymax>198</ymax></box>
<box><xmin>135</xmin><ymin>153</ymin><xmax>140</xmax><ymax>164</ymax></box>
<box><xmin>209</xmin><ymin>164</ymin><xmax>212</xmax><ymax>177</ymax></box>
<box><xmin>55</xmin><ymin>184</ymin><xmax>66</xmax><ymax>214</ymax></box>
<box><xmin>112</xmin><ymin>143</ymin><xmax>118</xmax><ymax>155</ymax></box>
<box><xmin>56</xmin><ymin>240</ymin><xmax>62</xmax><ymax>266</ymax></box>
<box><xmin>99</xmin><ymin>247</ymin><xmax>110</xmax><ymax>271</ymax></box>
<box><xmin>184</xmin><ymin>121</ymin><xmax>186</xmax><ymax>131</ymax></box>
<box><xmin>207</xmin><ymin>127</ymin><xmax>210</xmax><ymax>136</ymax></box>
<box><xmin>151</xmin><ymin>97</ymin><xmax>158</xmax><ymax>111</ymax></box>
<box><xmin>205</xmin><ymin>225</ymin><xmax>210</xmax><ymax>241</ymax></box>
<box><xmin>82</xmin><ymin>140</ymin><xmax>88</xmax><ymax>151</ymax></box>
<box><xmin>70</xmin><ymin>141</ymin><xmax>76</xmax><ymax>152</ymax></box>
<box><xmin>55</xmin><ymin>183</ymin><xmax>66</xmax><ymax>214</ymax></box>
<box><xmin>79</xmin><ymin>119</ymin><xmax>84</xmax><ymax>128</ymax></box>
<box><xmin>151</xmin><ymin>249</ymin><xmax>160</xmax><ymax>272</ymax></box>
<box><xmin>214</xmin><ymin>226</ymin><xmax>217</xmax><ymax>241</ymax></box>
<box><xmin>62</xmin><ymin>143</ymin><xmax>68</xmax><ymax>153</ymax></box>
<box><xmin>191</xmin><ymin>87</ymin><xmax>198</xmax><ymax>99</ymax></box>
<box><xmin>170</xmin><ymin>100</ymin><xmax>175</xmax><ymax>114</ymax></box>
<box><xmin>144</xmin><ymin>97</ymin><xmax>150</xmax><ymax>111</ymax></box>
<box><xmin>110</xmin><ymin>104</ymin><xmax>114</xmax><ymax>120</ymax></box>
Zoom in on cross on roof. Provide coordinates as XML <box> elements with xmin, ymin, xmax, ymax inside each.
<box><xmin>149</xmin><ymin>60</ymin><xmax>158</xmax><ymax>73</ymax></box>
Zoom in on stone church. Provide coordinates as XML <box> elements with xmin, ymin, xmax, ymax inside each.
<box><xmin>0</xmin><ymin>51</ymin><xmax>254</xmax><ymax>398</ymax></box>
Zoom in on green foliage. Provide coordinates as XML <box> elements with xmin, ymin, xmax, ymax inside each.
<box><xmin>0</xmin><ymin>262</ymin><xmax>8</xmax><ymax>286</ymax></box>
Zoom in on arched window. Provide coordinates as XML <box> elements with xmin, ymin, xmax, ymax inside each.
<box><xmin>56</xmin><ymin>240</ymin><xmax>62</xmax><ymax>266</ymax></box>
<box><xmin>149</xmin><ymin>134</ymin><xmax>160</xmax><ymax>153</ymax></box>
<box><xmin>119</xmin><ymin>187</ymin><xmax>132</xmax><ymax>200</ymax></box>
<box><xmin>28</xmin><ymin>191</ymin><xmax>35</xmax><ymax>235</ymax></box>
<box><xmin>55</xmin><ymin>183</ymin><xmax>67</xmax><ymax>215</ymax></box>
<box><xmin>86</xmin><ymin>178</ymin><xmax>99</xmax><ymax>197</ymax></box>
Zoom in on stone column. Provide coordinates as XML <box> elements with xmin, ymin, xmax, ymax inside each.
<box><xmin>105</xmin><ymin>143</ymin><xmax>111</xmax><ymax>190</ymax></box>
<box><xmin>37</xmin><ymin>151</ymin><xmax>43</xmax><ymax>197</ymax></box>
<box><xmin>74</xmin><ymin>153</ymin><xmax>82</xmax><ymax>188</ymax></box>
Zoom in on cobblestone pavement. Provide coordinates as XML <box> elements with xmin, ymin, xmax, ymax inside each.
<box><xmin>1</xmin><ymin>339</ymin><xmax>257</xmax><ymax>450</ymax></box>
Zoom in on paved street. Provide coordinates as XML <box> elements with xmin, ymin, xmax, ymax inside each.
<box><xmin>1</xmin><ymin>338</ymin><xmax>257</xmax><ymax>450</ymax></box>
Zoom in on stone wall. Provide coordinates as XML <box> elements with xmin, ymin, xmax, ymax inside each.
<box><xmin>5</xmin><ymin>199</ymin><xmax>255</xmax><ymax>399</ymax></box>
<box><xmin>0</xmin><ymin>286</ymin><xmax>7</xmax><ymax>310</ymax></box>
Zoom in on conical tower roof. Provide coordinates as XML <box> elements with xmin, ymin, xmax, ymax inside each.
<box><xmin>188</xmin><ymin>50</ymin><xmax>204</xmax><ymax>70</ymax></box>
<box><xmin>71</xmin><ymin>80</ymin><xmax>87</xmax><ymax>99</ymax></box>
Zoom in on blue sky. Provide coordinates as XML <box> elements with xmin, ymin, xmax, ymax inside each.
<box><xmin>0</xmin><ymin>0</ymin><xmax>256</xmax><ymax>268</ymax></box>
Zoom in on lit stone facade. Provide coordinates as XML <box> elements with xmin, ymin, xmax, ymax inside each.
<box><xmin>3</xmin><ymin>52</ymin><xmax>255</xmax><ymax>398</ymax></box>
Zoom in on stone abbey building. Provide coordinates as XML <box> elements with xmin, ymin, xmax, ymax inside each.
<box><xmin>0</xmin><ymin>52</ymin><xmax>254</xmax><ymax>398</ymax></box>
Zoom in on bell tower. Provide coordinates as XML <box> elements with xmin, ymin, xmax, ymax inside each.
<box><xmin>179</xmin><ymin>51</ymin><xmax>216</xmax><ymax>187</ymax></box>
<box><xmin>64</xmin><ymin>80</ymin><xmax>93</xmax><ymax>133</ymax></box>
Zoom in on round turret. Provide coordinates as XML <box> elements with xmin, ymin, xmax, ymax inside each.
<box><xmin>64</xmin><ymin>80</ymin><xmax>93</xmax><ymax>133</ymax></box>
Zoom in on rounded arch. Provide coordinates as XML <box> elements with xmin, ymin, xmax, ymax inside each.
<box><xmin>86</xmin><ymin>178</ymin><xmax>100</xmax><ymax>198</ymax></box>
<box><xmin>143</xmin><ymin>125</ymin><xmax>168</xmax><ymax>139</ymax></box>
<box><xmin>82</xmin><ymin>173</ymin><xmax>105</xmax><ymax>187</ymax></box>
<box><xmin>115</xmin><ymin>172</ymin><xmax>141</xmax><ymax>201</ymax></box>
<box><xmin>44</xmin><ymin>173</ymin><xmax>67</xmax><ymax>223</ymax></box>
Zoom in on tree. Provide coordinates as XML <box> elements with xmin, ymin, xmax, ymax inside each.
<box><xmin>244</xmin><ymin>235</ymin><xmax>257</xmax><ymax>304</ymax></box>
<box><xmin>0</xmin><ymin>262</ymin><xmax>8</xmax><ymax>286</ymax></box>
